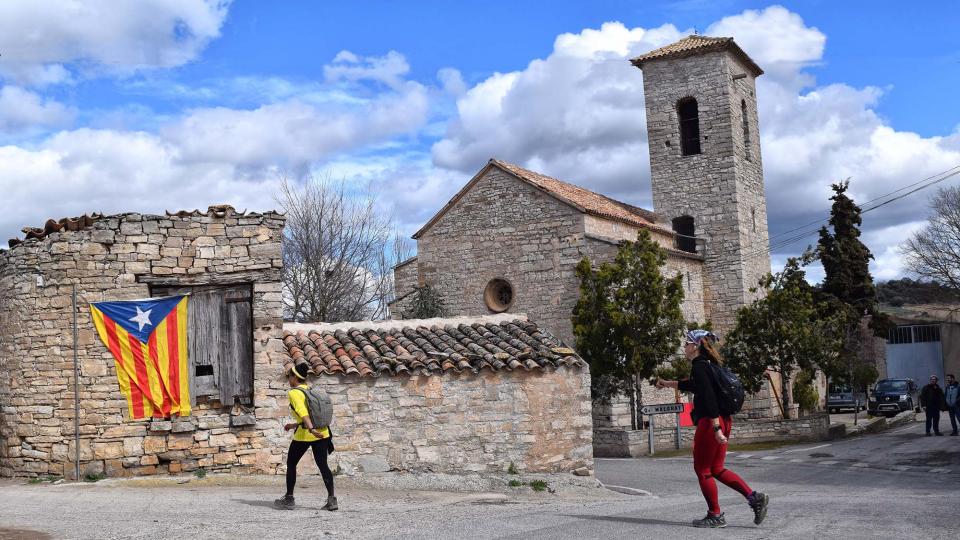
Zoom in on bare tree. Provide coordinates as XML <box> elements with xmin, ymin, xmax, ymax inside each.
<box><xmin>902</xmin><ymin>186</ymin><xmax>960</xmax><ymax>290</ymax></box>
<box><xmin>279</xmin><ymin>176</ymin><xmax>412</xmax><ymax>322</ymax></box>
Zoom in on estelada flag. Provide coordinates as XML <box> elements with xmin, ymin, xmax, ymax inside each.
<box><xmin>90</xmin><ymin>295</ymin><xmax>191</xmax><ymax>420</ymax></box>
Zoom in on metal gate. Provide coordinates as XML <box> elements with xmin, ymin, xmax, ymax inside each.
<box><xmin>886</xmin><ymin>324</ymin><xmax>944</xmax><ymax>383</ymax></box>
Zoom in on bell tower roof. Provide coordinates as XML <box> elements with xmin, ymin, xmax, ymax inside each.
<box><xmin>630</xmin><ymin>35</ymin><xmax>763</xmax><ymax>77</ymax></box>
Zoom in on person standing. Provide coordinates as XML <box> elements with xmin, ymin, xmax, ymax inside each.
<box><xmin>944</xmin><ymin>374</ymin><xmax>959</xmax><ymax>436</ymax></box>
<box><xmin>656</xmin><ymin>330</ymin><xmax>769</xmax><ymax>528</ymax></box>
<box><xmin>920</xmin><ymin>375</ymin><xmax>946</xmax><ymax>437</ymax></box>
<box><xmin>274</xmin><ymin>363</ymin><xmax>337</xmax><ymax>511</ymax></box>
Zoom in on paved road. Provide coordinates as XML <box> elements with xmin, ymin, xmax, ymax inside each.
<box><xmin>1</xmin><ymin>419</ymin><xmax>957</xmax><ymax>539</ymax></box>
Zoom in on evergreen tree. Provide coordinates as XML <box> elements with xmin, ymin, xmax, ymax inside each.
<box><xmin>402</xmin><ymin>284</ymin><xmax>447</xmax><ymax>319</ymax></box>
<box><xmin>572</xmin><ymin>230</ymin><xmax>686</xmax><ymax>427</ymax></box>
<box><xmin>724</xmin><ymin>258</ymin><xmax>843</xmax><ymax>417</ymax></box>
<box><xmin>816</xmin><ymin>181</ymin><xmax>890</xmax><ymax>388</ymax></box>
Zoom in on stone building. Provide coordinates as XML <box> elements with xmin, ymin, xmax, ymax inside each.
<box><xmin>393</xmin><ymin>36</ymin><xmax>781</xmax><ymax>420</ymax></box>
<box><xmin>0</xmin><ymin>208</ymin><xmax>590</xmax><ymax>478</ymax></box>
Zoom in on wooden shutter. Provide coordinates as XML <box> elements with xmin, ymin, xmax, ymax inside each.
<box><xmin>150</xmin><ymin>284</ymin><xmax>254</xmax><ymax>406</ymax></box>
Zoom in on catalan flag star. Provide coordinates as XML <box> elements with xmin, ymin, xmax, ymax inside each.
<box><xmin>130</xmin><ymin>306</ymin><xmax>153</xmax><ymax>332</ymax></box>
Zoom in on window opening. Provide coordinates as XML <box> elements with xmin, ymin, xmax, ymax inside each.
<box><xmin>741</xmin><ymin>99</ymin><xmax>751</xmax><ymax>162</ymax></box>
<box><xmin>672</xmin><ymin>216</ymin><xmax>696</xmax><ymax>253</ymax></box>
<box><xmin>484</xmin><ymin>278</ymin><xmax>514</xmax><ymax>313</ymax></box>
<box><xmin>677</xmin><ymin>98</ymin><xmax>701</xmax><ymax>156</ymax></box>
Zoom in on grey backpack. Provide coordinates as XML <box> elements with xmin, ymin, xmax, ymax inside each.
<box><xmin>294</xmin><ymin>386</ymin><xmax>333</xmax><ymax>429</ymax></box>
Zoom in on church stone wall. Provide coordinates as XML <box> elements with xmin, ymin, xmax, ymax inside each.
<box><xmin>412</xmin><ymin>168</ymin><xmax>586</xmax><ymax>345</ymax></box>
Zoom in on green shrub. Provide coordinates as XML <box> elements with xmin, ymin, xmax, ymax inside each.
<box><xmin>193</xmin><ymin>468</ymin><xmax>207</xmax><ymax>479</ymax></box>
<box><xmin>84</xmin><ymin>472</ymin><xmax>106</xmax><ymax>483</ymax></box>
<box><xmin>508</xmin><ymin>479</ymin><xmax>523</xmax><ymax>488</ymax></box>
<box><xmin>793</xmin><ymin>370</ymin><xmax>819</xmax><ymax>414</ymax></box>
<box><xmin>507</xmin><ymin>462</ymin><xmax>518</xmax><ymax>475</ymax></box>
<box><xmin>529</xmin><ymin>480</ymin><xmax>548</xmax><ymax>492</ymax></box>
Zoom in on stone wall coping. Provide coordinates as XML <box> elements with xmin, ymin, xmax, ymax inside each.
<box><xmin>284</xmin><ymin>313</ymin><xmax>529</xmax><ymax>334</ymax></box>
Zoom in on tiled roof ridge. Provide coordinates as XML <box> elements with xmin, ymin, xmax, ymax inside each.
<box><xmin>630</xmin><ymin>35</ymin><xmax>763</xmax><ymax>76</ymax></box>
<box><xmin>284</xmin><ymin>312</ymin><xmax>528</xmax><ymax>334</ymax></box>
<box><xmin>281</xmin><ymin>316</ymin><xmax>585</xmax><ymax>378</ymax></box>
<box><xmin>490</xmin><ymin>159</ymin><xmax>673</xmax><ymax>233</ymax></box>
<box><xmin>6</xmin><ymin>205</ymin><xmax>283</xmax><ymax>249</ymax></box>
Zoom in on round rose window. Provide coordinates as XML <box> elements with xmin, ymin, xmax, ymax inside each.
<box><xmin>484</xmin><ymin>278</ymin><xmax>514</xmax><ymax>313</ymax></box>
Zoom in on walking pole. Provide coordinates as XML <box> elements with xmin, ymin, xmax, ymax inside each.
<box><xmin>73</xmin><ymin>284</ymin><xmax>81</xmax><ymax>481</ymax></box>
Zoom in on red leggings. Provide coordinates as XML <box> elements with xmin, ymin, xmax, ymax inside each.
<box><xmin>693</xmin><ymin>416</ymin><xmax>752</xmax><ymax>515</ymax></box>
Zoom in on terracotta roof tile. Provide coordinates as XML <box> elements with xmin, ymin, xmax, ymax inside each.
<box><xmin>281</xmin><ymin>317</ymin><xmax>585</xmax><ymax>378</ymax></box>
<box><xmin>492</xmin><ymin>160</ymin><xmax>670</xmax><ymax>233</ymax></box>
<box><xmin>630</xmin><ymin>35</ymin><xmax>763</xmax><ymax>76</ymax></box>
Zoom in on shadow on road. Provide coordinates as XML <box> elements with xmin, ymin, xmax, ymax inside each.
<box><xmin>564</xmin><ymin>513</ymin><xmax>753</xmax><ymax>530</ymax></box>
<box><xmin>232</xmin><ymin>498</ymin><xmax>321</xmax><ymax>511</ymax></box>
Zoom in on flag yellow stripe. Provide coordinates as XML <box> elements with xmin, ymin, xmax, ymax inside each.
<box><xmin>177</xmin><ymin>297</ymin><xmax>191</xmax><ymax>416</ymax></box>
<box><xmin>141</xmin><ymin>337</ymin><xmax>164</xmax><ymax>417</ymax></box>
<box><xmin>90</xmin><ymin>307</ymin><xmax>135</xmax><ymax>419</ymax></box>
<box><xmin>115</xmin><ymin>323</ymin><xmax>156</xmax><ymax>418</ymax></box>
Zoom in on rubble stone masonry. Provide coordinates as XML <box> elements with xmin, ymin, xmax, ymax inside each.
<box><xmin>0</xmin><ymin>208</ymin><xmax>285</xmax><ymax>478</ymax></box>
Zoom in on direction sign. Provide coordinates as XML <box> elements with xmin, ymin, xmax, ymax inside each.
<box><xmin>640</xmin><ymin>403</ymin><xmax>684</xmax><ymax>415</ymax></box>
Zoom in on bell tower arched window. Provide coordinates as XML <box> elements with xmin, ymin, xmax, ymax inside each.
<box><xmin>677</xmin><ymin>97</ymin><xmax>701</xmax><ymax>156</ymax></box>
<box><xmin>672</xmin><ymin>215</ymin><xmax>696</xmax><ymax>253</ymax></box>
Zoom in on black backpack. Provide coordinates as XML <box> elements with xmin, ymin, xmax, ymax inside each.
<box><xmin>709</xmin><ymin>363</ymin><xmax>746</xmax><ymax>416</ymax></box>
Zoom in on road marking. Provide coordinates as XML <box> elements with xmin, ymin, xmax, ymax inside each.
<box><xmin>760</xmin><ymin>456</ymin><xmax>780</xmax><ymax>461</ymax></box>
<box><xmin>929</xmin><ymin>468</ymin><xmax>951</xmax><ymax>473</ymax></box>
<box><xmin>819</xmin><ymin>460</ymin><xmax>839</xmax><ymax>465</ymax></box>
<box><xmin>789</xmin><ymin>458</ymin><xmax>805</xmax><ymax>463</ymax></box>
<box><xmin>893</xmin><ymin>466</ymin><xmax>911</xmax><ymax>471</ymax></box>
<box><xmin>738</xmin><ymin>454</ymin><xmax>754</xmax><ymax>459</ymax></box>
<box><xmin>783</xmin><ymin>443</ymin><xmax>830</xmax><ymax>454</ymax></box>
<box><xmin>852</xmin><ymin>463</ymin><xmax>870</xmax><ymax>468</ymax></box>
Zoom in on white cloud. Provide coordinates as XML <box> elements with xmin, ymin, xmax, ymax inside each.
<box><xmin>165</xmin><ymin>84</ymin><xmax>430</xmax><ymax>170</ymax></box>
<box><xmin>0</xmin><ymin>128</ymin><xmax>277</xmax><ymax>243</ymax></box>
<box><xmin>0</xmin><ymin>86</ymin><xmax>75</xmax><ymax>134</ymax></box>
<box><xmin>0</xmin><ymin>0</ymin><xmax>230</xmax><ymax>85</ymax></box>
<box><xmin>324</xmin><ymin>50</ymin><xmax>411</xmax><ymax>89</ymax></box>
<box><xmin>429</xmin><ymin>6</ymin><xmax>960</xmax><ymax>282</ymax></box>
<box><xmin>0</xmin><ymin>49</ymin><xmax>436</xmax><ymax>244</ymax></box>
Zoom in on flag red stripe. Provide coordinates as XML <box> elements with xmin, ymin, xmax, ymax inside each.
<box><xmin>147</xmin><ymin>331</ymin><xmax>172</xmax><ymax>417</ymax></box>
<box><xmin>127</xmin><ymin>332</ymin><xmax>154</xmax><ymax>416</ymax></box>
<box><xmin>166</xmin><ymin>307</ymin><xmax>181</xmax><ymax>411</ymax></box>
<box><xmin>104</xmin><ymin>316</ymin><xmax>144</xmax><ymax>418</ymax></box>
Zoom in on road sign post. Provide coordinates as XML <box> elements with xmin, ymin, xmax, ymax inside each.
<box><xmin>641</xmin><ymin>403</ymin><xmax>685</xmax><ymax>455</ymax></box>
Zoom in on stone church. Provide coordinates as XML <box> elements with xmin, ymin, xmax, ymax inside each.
<box><xmin>393</xmin><ymin>36</ymin><xmax>782</xmax><ymax>418</ymax></box>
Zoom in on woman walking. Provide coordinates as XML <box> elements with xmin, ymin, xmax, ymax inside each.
<box><xmin>274</xmin><ymin>363</ymin><xmax>337</xmax><ymax>511</ymax></box>
<box><xmin>656</xmin><ymin>330</ymin><xmax>769</xmax><ymax>528</ymax></box>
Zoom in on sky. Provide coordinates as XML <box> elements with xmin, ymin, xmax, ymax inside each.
<box><xmin>0</xmin><ymin>0</ymin><xmax>958</xmax><ymax>283</ymax></box>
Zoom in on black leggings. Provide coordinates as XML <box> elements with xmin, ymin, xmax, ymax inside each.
<box><xmin>286</xmin><ymin>439</ymin><xmax>334</xmax><ymax>497</ymax></box>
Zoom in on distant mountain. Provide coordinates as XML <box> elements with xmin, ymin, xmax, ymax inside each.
<box><xmin>877</xmin><ymin>278</ymin><xmax>960</xmax><ymax>307</ymax></box>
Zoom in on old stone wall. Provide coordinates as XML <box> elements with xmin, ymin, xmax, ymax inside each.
<box><xmin>389</xmin><ymin>257</ymin><xmax>419</xmax><ymax>317</ymax></box>
<box><xmin>594</xmin><ymin>413</ymin><xmax>829</xmax><ymax>456</ymax></box>
<box><xmin>0</xmin><ymin>209</ymin><xmax>286</xmax><ymax>478</ymax></box>
<box><xmin>641</xmin><ymin>49</ymin><xmax>771</xmax><ymax>335</ymax></box>
<box><xmin>409</xmin><ymin>167</ymin><xmax>587</xmax><ymax>346</ymax></box>
<box><xmin>303</xmin><ymin>368</ymin><xmax>593</xmax><ymax>475</ymax></box>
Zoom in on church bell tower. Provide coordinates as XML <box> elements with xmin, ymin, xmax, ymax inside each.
<box><xmin>632</xmin><ymin>36</ymin><xmax>771</xmax><ymax>334</ymax></box>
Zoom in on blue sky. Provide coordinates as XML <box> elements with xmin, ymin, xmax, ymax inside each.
<box><xmin>1</xmin><ymin>1</ymin><xmax>959</xmax><ymax>282</ymax></box>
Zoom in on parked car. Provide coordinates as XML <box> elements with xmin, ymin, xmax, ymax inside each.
<box><xmin>867</xmin><ymin>378</ymin><xmax>920</xmax><ymax>417</ymax></box>
<box><xmin>827</xmin><ymin>383</ymin><xmax>866</xmax><ymax>413</ymax></box>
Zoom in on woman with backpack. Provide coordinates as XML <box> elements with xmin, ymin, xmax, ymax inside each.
<box><xmin>274</xmin><ymin>363</ymin><xmax>337</xmax><ymax>511</ymax></box>
<box><xmin>656</xmin><ymin>330</ymin><xmax>768</xmax><ymax>528</ymax></box>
